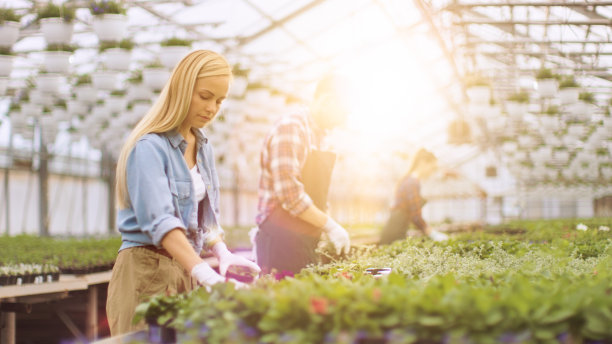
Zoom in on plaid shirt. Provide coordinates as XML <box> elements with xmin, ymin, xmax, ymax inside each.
<box><xmin>393</xmin><ymin>175</ymin><xmax>427</xmax><ymax>231</ymax></box>
<box><xmin>256</xmin><ymin>112</ymin><xmax>322</xmax><ymax>225</ymax></box>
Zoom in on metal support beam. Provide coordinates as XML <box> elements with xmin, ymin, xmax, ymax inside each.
<box><xmin>447</xmin><ymin>1</ymin><xmax>612</xmax><ymax>8</ymax></box>
<box><xmin>38</xmin><ymin>124</ymin><xmax>49</xmax><ymax>237</ymax></box>
<box><xmin>238</xmin><ymin>0</ymin><xmax>329</xmax><ymax>46</ymax></box>
<box><xmin>458</xmin><ymin>19</ymin><xmax>612</xmax><ymax>26</ymax></box>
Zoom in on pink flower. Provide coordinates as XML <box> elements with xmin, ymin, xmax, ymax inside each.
<box><xmin>372</xmin><ymin>288</ymin><xmax>382</xmax><ymax>302</ymax></box>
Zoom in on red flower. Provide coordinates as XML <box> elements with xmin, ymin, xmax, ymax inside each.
<box><xmin>372</xmin><ymin>288</ymin><xmax>382</xmax><ymax>302</ymax></box>
<box><xmin>335</xmin><ymin>271</ymin><xmax>353</xmax><ymax>280</ymax></box>
<box><xmin>309</xmin><ymin>296</ymin><xmax>328</xmax><ymax>315</ymax></box>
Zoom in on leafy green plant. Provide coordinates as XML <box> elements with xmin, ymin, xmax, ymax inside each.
<box><xmin>110</xmin><ymin>89</ymin><xmax>126</xmax><ymax>96</ymax></box>
<box><xmin>118</xmin><ymin>38</ymin><xmax>134</xmax><ymax>50</ymax></box>
<box><xmin>559</xmin><ymin>76</ymin><xmax>579</xmax><ymax>89</ymax></box>
<box><xmin>507</xmin><ymin>90</ymin><xmax>529</xmax><ymax>103</ymax></box>
<box><xmin>579</xmin><ymin>91</ymin><xmax>595</xmax><ymax>104</ymax></box>
<box><xmin>0</xmin><ymin>46</ymin><xmax>12</xmax><ymax>55</ymax></box>
<box><xmin>535</xmin><ymin>68</ymin><xmax>556</xmax><ymax>80</ymax></box>
<box><xmin>160</xmin><ymin>37</ymin><xmax>192</xmax><ymax>47</ymax></box>
<box><xmin>75</xmin><ymin>74</ymin><xmax>92</xmax><ymax>86</ymax></box>
<box><xmin>0</xmin><ymin>7</ymin><xmax>21</xmax><ymax>24</ymax></box>
<box><xmin>545</xmin><ymin>105</ymin><xmax>559</xmax><ymax>115</ymax></box>
<box><xmin>89</xmin><ymin>1</ymin><xmax>126</xmax><ymax>16</ymax></box>
<box><xmin>46</xmin><ymin>43</ymin><xmax>76</xmax><ymax>52</ymax></box>
<box><xmin>127</xmin><ymin>70</ymin><xmax>142</xmax><ymax>84</ymax></box>
<box><xmin>144</xmin><ymin>60</ymin><xmax>164</xmax><ymax>69</ymax></box>
<box><xmin>232</xmin><ymin>63</ymin><xmax>250</xmax><ymax>78</ymax></box>
<box><xmin>37</xmin><ymin>3</ymin><xmax>75</xmax><ymax>22</ymax></box>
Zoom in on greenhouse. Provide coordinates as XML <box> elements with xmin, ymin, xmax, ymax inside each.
<box><xmin>0</xmin><ymin>0</ymin><xmax>611</xmax><ymax>343</ymax></box>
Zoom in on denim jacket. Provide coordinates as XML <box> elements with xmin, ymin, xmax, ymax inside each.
<box><xmin>117</xmin><ymin>129</ymin><xmax>224</xmax><ymax>253</ymax></box>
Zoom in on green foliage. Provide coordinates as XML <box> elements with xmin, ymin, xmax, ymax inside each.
<box><xmin>559</xmin><ymin>76</ymin><xmax>579</xmax><ymax>89</ymax></box>
<box><xmin>75</xmin><ymin>74</ymin><xmax>92</xmax><ymax>85</ymax></box>
<box><xmin>232</xmin><ymin>63</ymin><xmax>250</xmax><ymax>77</ymax></box>
<box><xmin>46</xmin><ymin>43</ymin><xmax>76</xmax><ymax>52</ymax></box>
<box><xmin>144</xmin><ymin>60</ymin><xmax>164</xmax><ymax>69</ymax></box>
<box><xmin>89</xmin><ymin>1</ymin><xmax>126</xmax><ymax>16</ymax></box>
<box><xmin>118</xmin><ymin>38</ymin><xmax>134</xmax><ymax>50</ymax></box>
<box><xmin>463</xmin><ymin>73</ymin><xmax>490</xmax><ymax>88</ymax></box>
<box><xmin>99</xmin><ymin>38</ymin><xmax>134</xmax><ymax>52</ymax></box>
<box><xmin>545</xmin><ymin>105</ymin><xmax>560</xmax><ymax>115</ymax></box>
<box><xmin>0</xmin><ymin>7</ymin><xmax>21</xmax><ymax>24</ymax></box>
<box><xmin>535</xmin><ymin>68</ymin><xmax>556</xmax><ymax>80</ymax></box>
<box><xmin>37</xmin><ymin>3</ymin><xmax>76</xmax><ymax>22</ymax></box>
<box><xmin>160</xmin><ymin>37</ymin><xmax>192</xmax><ymax>47</ymax></box>
<box><xmin>579</xmin><ymin>91</ymin><xmax>595</xmax><ymax>104</ymax></box>
<box><xmin>0</xmin><ymin>46</ymin><xmax>12</xmax><ymax>55</ymax></box>
<box><xmin>507</xmin><ymin>90</ymin><xmax>529</xmax><ymax>103</ymax></box>
<box><xmin>135</xmin><ymin>218</ymin><xmax>612</xmax><ymax>343</ymax></box>
<box><xmin>110</xmin><ymin>89</ymin><xmax>126</xmax><ymax>96</ymax></box>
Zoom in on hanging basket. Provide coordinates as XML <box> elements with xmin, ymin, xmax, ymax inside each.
<box><xmin>0</xmin><ymin>55</ymin><xmax>14</xmax><ymax>77</ymax></box>
<box><xmin>504</xmin><ymin>101</ymin><xmax>528</xmax><ymax>119</ymax></box>
<box><xmin>535</xmin><ymin>78</ymin><xmax>558</xmax><ymax>98</ymax></box>
<box><xmin>107</xmin><ymin>95</ymin><xmax>128</xmax><ymax>113</ymax></box>
<box><xmin>43</xmin><ymin>51</ymin><xmax>72</xmax><ymax>73</ymax></box>
<box><xmin>92</xmin><ymin>14</ymin><xmax>128</xmax><ymax>42</ymax></box>
<box><xmin>92</xmin><ymin>70</ymin><xmax>119</xmax><ymax>90</ymax></box>
<box><xmin>40</xmin><ymin>18</ymin><xmax>74</xmax><ymax>45</ymax></box>
<box><xmin>0</xmin><ymin>21</ymin><xmax>20</xmax><ymax>47</ymax></box>
<box><xmin>37</xmin><ymin>74</ymin><xmax>65</xmax><ymax>94</ymax></box>
<box><xmin>142</xmin><ymin>68</ymin><xmax>170</xmax><ymax>91</ymax></box>
<box><xmin>103</xmin><ymin>48</ymin><xmax>131</xmax><ymax>71</ymax></box>
<box><xmin>74</xmin><ymin>85</ymin><xmax>98</xmax><ymax>104</ymax></box>
<box><xmin>466</xmin><ymin>86</ymin><xmax>491</xmax><ymax>104</ymax></box>
<box><xmin>558</xmin><ymin>87</ymin><xmax>579</xmax><ymax>104</ymax></box>
<box><xmin>159</xmin><ymin>46</ymin><xmax>190</xmax><ymax>69</ymax></box>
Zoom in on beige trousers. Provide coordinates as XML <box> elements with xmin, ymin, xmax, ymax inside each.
<box><xmin>106</xmin><ymin>246</ymin><xmax>194</xmax><ymax>336</ymax></box>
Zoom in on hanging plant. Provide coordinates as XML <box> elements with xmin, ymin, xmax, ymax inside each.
<box><xmin>89</xmin><ymin>1</ymin><xmax>127</xmax><ymax>16</ymax></box>
<box><xmin>118</xmin><ymin>38</ymin><xmax>134</xmax><ymax>50</ymax></box>
<box><xmin>46</xmin><ymin>43</ymin><xmax>76</xmax><ymax>52</ymax></box>
<box><xmin>110</xmin><ymin>89</ymin><xmax>126</xmax><ymax>96</ymax></box>
<box><xmin>463</xmin><ymin>73</ymin><xmax>490</xmax><ymax>88</ymax></box>
<box><xmin>578</xmin><ymin>91</ymin><xmax>595</xmax><ymax>104</ymax></box>
<box><xmin>0</xmin><ymin>7</ymin><xmax>21</xmax><ymax>24</ymax></box>
<box><xmin>507</xmin><ymin>90</ymin><xmax>529</xmax><ymax>103</ymax></box>
<box><xmin>0</xmin><ymin>46</ymin><xmax>13</xmax><ymax>55</ymax></box>
<box><xmin>160</xmin><ymin>37</ymin><xmax>192</xmax><ymax>47</ymax></box>
<box><xmin>559</xmin><ymin>76</ymin><xmax>579</xmax><ymax>89</ymax></box>
<box><xmin>232</xmin><ymin>63</ymin><xmax>250</xmax><ymax>78</ymax></box>
<box><xmin>127</xmin><ymin>69</ymin><xmax>142</xmax><ymax>84</ymax></box>
<box><xmin>535</xmin><ymin>68</ymin><xmax>557</xmax><ymax>80</ymax></box>
<box><xmin>75</xmin><ymin>74</ymin><xmax>92</xmax><ymax>86</ymax></box>
<box><xmin>36</xmin><ymin>3</ymin><xmax>75</xmax><ymax>23</ymax></box>
<box><xmin>144</xmin><ymin>60</ymin><xmax>164</xmax><ymax>69</ymax></box>
<box><xmin>545</xmin><ymin>105</ymin><xmax>560</xmax><ymax>115</ymax></box>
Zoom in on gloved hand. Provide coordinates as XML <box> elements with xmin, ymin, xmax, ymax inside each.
<box><xmin>428</xmin><ymin>229</ymin><xmax>449</xmax><ymax>242</ymax></box>
<box><xmin>190</xmin><ymin>261</ymin><xmax>225</xmax><ymax>287</ymax></box>
<box><xmin>321</xmin><ymin>217</ymin><xmax>351</xmax><ymax>255</ymax></box>
<box><xmin>212</xmin><ymin>242</ymin><xmax>261</xmax><ymax>278</ymax></box>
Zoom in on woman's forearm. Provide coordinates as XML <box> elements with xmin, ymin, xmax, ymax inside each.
<box><xmin>296</xmin><ymin>204</ymin><xmax>329</xmax><ymax>228</ymax></box>
<box><xmin>161</xmin><ymin>228</ymin><xmax>204</xmax><ymax>272</ymax></box>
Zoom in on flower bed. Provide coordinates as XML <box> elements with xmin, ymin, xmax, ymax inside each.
<box><xmin>0</xmin><ymin>263</ymin><xmax>60</xmax><ymax>286</ymax></box>
<box><xmin>136</xmin><ymin>218</ymin><xmax>612</xmax><ymax>344</ymax></box>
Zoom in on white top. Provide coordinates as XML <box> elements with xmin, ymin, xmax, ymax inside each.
<box><xmin>188</xmin><ymin>165</ymin><xmax>206</xmax><ymax>229</ymax></box>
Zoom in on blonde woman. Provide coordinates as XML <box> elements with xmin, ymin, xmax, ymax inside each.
<box><xmin>106</xmin><ymin>50</ymin><xmax>260</xmax><ymax>336</ymax></box>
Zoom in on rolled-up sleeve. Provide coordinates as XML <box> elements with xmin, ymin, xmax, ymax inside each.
<box><xmin>269</xmin><ymin>122</ymin><xmax>313</xmax><ymax>216</ymax></box>
<box><xmin>126</xmin><ymin>138</ymin><xmax>186</xmax><ymax>247</ymax></box>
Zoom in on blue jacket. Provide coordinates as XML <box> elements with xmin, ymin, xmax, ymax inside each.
<box><xmin>117</xmin><ymin>129</ymin><xmax>223</xmax><ymax>253</ymax></box>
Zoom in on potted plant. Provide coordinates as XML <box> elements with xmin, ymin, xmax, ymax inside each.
<box><xmin>100</xmin><ymin>38</ymin><xmax>133</xmax><ymax>71</ymax></box>
<box><xmin>558</xmin><ymin>76</ymin><xmax>580</xmax><ymax>104</ymax></box>
<box><xmin>107</xmin><ymin>89</ymin><xmax>128</xmax><ymax>113</ymax></box>
<box><xmin>142</xmin><ymin>60</ymin><xmax>169</xmax><ymax>91</ymax></box>
<box><xmin>37</xmin><ymin>3</ymin><xmax>75</xmax><ymax>45</ymax></box>
<box><xmin>43</xmin><ymin>43</ymin><xmax>75</xmax><ymax>73</ymax></box>
<box><xmin>159</xmin><ymin>37</ymin><xmax>191</xmax><ymax>69</ymax></box>
<box><xmin>505</xmin><ymin>90</ymin><xmax>529</xmax><ymax>119</ymax></box>
<box><xmin>92</xmin><ymin>69</ymin><xmax>119</xmax><ymax>91</ymax></box>
<box><xmin>90</xmin><ymin>0</ymin><xmax>128</xmax><ymax>42</ymax></box>
<box><xmin>230</xmin><ymin>63</ymin><xmax>250</xmax><ymax>98</ymax></box>
<box><xmin>74</xmin><ymin>74</ymin><xmax>97</xmax><ymax>104</ymax></box>
<box><xmin>0</xmin><ymin>7</ymin><xmax>21</xmax><ymax>47</ymax></box>
<box><xmin>534</xmin><ymin>68</ymin><xmax>558</xmax><ymax>98</ymax></box>
<box><xmin>464</xmin><ymin>73</ymin><xmax>491</xmax><ymax>104</ymax></box>
<box><xmin>37</xmin><ymin>69</ymin><xmax>66</xmax><ymax>95</ymax></box>
<box><xmin>0</xmin><ymin>46</ymin><xmax>14</xmax><ymax>77</ymax></box>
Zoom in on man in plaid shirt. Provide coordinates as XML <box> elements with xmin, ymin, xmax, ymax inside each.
<box><xmin>254</xmin><ymin>75</ymin><xmax>352</xmax><ymax>274</ymax></box>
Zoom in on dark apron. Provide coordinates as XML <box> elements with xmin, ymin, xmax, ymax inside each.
<box><xmin>256</xmin><ymin>150</ymin><xmax>336</xmax><ymax>274</ymax></box>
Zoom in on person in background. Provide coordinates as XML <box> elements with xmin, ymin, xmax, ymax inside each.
<box><xmin>379</xmin><ymin>148</ymin><xmax>449</xmax><ymax>245</ymax></box>
<box><xmin>107</xmin><ymin>50</ymin><xmax>260</xmax><ymax>336</ymax></box>
<box><xmin>254</xmin><ymin>74</ymin><xmax>352</xmax><ymax>275</ymax></box>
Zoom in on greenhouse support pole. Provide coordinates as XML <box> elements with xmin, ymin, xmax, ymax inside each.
<box><xmin>38</xmin><ymin>126</ymin><xmax>49</xmax><ymax>237</ymax></box>
<box><xmin>4</xmin><ymin>126</ymin><xmax>13</xmax><ymax>235</ymax></box>
<box><xmin>101</xmin><ymin>150</ymin><xmax>116</xmax><ymax>235</ymax></box>
<box><xmin>0</xmin><ymin>297</ymin><xmax>17</xmax><ymax>344</ymax></box>
<box><xmin>86</xmin><ymin>285</ymin><xmax>98</xmax><ymax>340</ymax></box>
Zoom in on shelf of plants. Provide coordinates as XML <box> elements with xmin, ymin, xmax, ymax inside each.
<box><xmin>0</xmin><ymin>235</ymin><xmax>120</xmax><ymax>286</ymax></box>
<box><xmin>136</xmin><ymin>218</ymin><xmax>612</xmax><ymax>344</ymax></box>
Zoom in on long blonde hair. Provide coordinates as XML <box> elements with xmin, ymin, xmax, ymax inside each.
<box><xmin>115</xmin><ymin>50</ymin><xmax>231</xmax><ymax>209</ymax></box>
